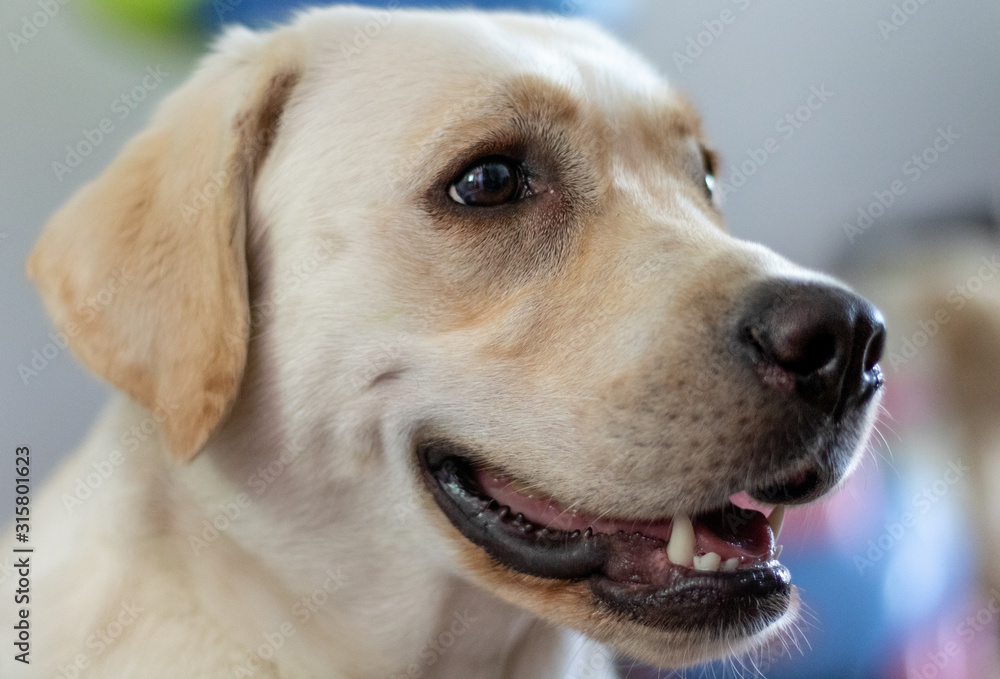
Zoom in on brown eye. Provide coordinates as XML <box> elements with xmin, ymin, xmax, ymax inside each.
<box><xmin>702</xmin><ymin>148</ymin><xmax>717</xmax><ymax>201</ymax></box>
<box><xmin>448</xmin><ymin>156</ymin><xmax>528</xmax><ymax>207</ymax></box>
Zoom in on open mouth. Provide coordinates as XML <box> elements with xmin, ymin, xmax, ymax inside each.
<box><xmin>418</xmin><ymin>441</ymin><xmax>792</xmax><ymax>634</ymax></box>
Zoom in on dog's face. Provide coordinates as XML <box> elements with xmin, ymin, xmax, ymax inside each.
<box><xmin>28</xmin><ymin>8</ymin><xmax>885</xmax><ymax>670</ymax></box>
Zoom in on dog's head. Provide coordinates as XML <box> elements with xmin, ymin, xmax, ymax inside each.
<box><xmin>28</xmin><ymin>8</ymin><xmax>884</xmax><ymax>670</ymax></box>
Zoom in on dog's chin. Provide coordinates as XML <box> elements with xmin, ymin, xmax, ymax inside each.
<box><xmin>416</xmin><ymin>440</ymin><xmax>798</xmax><ymax>668</ymax></box>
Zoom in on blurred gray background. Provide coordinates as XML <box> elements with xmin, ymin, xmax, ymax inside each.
<box><xmin>1</xmin><ymin>0</ymin><xmax>998</xmax><ymax>519</ymax></box>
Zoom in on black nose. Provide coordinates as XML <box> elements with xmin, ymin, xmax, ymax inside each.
<box><xmin>736</xmin><ymin>280</ymin><xmax>886</xmax><ymax>417</ymax></box>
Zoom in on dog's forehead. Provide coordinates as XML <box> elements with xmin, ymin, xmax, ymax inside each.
<box><xmin>298</xmin><ymin>8</ymin><xmax>694</xmax><ymax>128</ymax></box>
<box><xmin>465</xmin><ymin>13</ymin><xmax>667</xmax><ymax>102</ymax></box>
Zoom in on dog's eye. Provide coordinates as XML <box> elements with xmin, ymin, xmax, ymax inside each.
<box><xmin>448</xmin><ymin>157</ymin><xmax>528</xmax><ymax>207</ymax></box>
<box><xmin>704</xmin><ymin>171</ymin><xmax>716</xmax><ymax>199</ymax></box>
<box><xmin>701</xmin><ymin>148</ymin><xmax>717</xmax><ymax>201</ymax></box>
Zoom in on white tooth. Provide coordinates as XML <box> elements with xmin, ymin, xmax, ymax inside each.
<box><xmin>696</xmin><ymin>552</ymin><xmax>722</xmax><ymax>572</ymax></box>
<box><xmin>723</xmin><ymin>558</ymin><xmax>739</xmax><ymax>572</ymax></box>
<box><xmin>774</xmin><ymin>544</ymin><xmax>784</xmax><ymax>560</ymax></box>
<box><xmin>667</xmin><ymin>514</ymin><xmax>695</xmax><ymax>568</ymax></box>
<box><xmin>768</xmin><ymin>504</ymin><xmax>786</xmax><ymax>541</ymax></box>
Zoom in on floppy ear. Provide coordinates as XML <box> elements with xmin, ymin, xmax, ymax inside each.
<box><xmin>27</xmin><ymin>28</ymin><xmax>304</xmax><ymax>462</ymax></box>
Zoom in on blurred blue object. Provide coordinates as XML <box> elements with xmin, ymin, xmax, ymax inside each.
<box><xmin>201</xmin><ymin>0</ymin><xmax>633</xmax><ymax>32</ymax></box>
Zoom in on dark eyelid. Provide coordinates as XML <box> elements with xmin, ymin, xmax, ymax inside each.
<box><xmin>701</xmin><ymin>146</ymin><xmax>718</xmax><ymax>177</ymax></box>
<box><xmin>454</xmin><ymin>155</ymin><xmax>522</xmax><ymax>180</ymax></box>
<box><xmin>437</xmin><ymin>140</ymin><xmax>530</xmax><ymax>193</ymax></box>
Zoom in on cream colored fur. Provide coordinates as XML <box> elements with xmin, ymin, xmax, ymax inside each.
<box><xmin>4</xmin><ymin>7</ymin><xmax>856</xmax><ymax>678</ymax></box>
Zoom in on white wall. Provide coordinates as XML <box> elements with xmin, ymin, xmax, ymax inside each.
<box><xmin>629</xmin><ymin>0</ymin><xmax>1000</xmax><ymax>268</ymax></box>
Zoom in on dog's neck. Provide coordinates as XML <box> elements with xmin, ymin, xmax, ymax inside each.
<box><xmin>155</xmin><ymin>395</ymin><xmax>609</xmax><ymax>679</ymax></box>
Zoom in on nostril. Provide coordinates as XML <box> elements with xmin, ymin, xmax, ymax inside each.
<box><xmin>752</xmin><ymin>468</ymin><xmax>822</xmax><ymax>505</ymax></box>
<box><xmin>744</xmin><ymin>324</ymin><xmax>838</xmax><ymax>377</ymax></box>
<box><xmin>778</xmin><ymin>330</ymin><xmax>838</xmax><ymax>377</ymax></box>
<box><xmin>863</xmin><ymin>323</ymin><xmax>886</xmax><ymax>373</ymax></box>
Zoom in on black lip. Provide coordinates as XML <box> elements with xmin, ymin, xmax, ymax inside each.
<box><xmin>591</xmin><ymin>565</ymin><xmax>791</xmax><ymax>637</ymax></box>
<box><xmin>417</xmin><ymin>441</ymin><xmax>793</xmax><ymax>632</ymax></box>
<box><xmin>420</xmin><ymin>441</ymin><xmax>606</xmax><ymax>579</ymax></box>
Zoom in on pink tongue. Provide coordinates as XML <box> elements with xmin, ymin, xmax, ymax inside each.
<box><xmin>476</xmin><ymin>469</ymin><xmax>773</xmax><ymax>561</ymax></box>
<box><xmin>476</xmin><ymin>469</ymin><xmax>674</xmax><ymax>541</ymax></box>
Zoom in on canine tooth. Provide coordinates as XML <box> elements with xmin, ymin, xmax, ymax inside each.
<box><xmin>767</xmin><ymin>504</ymin><xmax>786</xmax><ymax>541</ymax></box>
<box><xmin>774</xmin><ymin>544</ymin><xmax>784</xmax><ymax>560</ymax></box>
<box><xmin>569</xmin><ymin>530</ymin><xmax>581</xmax><ymax>539</ymax></box>
<box><xmin>695</xmin><ymin>552</ymin><xmax>722</xmax><ymax>572</ymax></box>
<box><xmin>667</xmin><ymin>515</ymin><xmax>695</xmax><ymax>567</ymax></box>
<box><xmin>723</xmin><ymin>558</ymin><xmax>739</xmax><ymax>572</ymax></box>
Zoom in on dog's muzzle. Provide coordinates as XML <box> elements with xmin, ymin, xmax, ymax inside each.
<box><xmin>415</xmin><ymin>279</ymin><xmax>885</xmax><ymax>638</ymax></box>
<box><xmin>417</xmin><ymin>442</ymin><xmax>792</xmax><ymax>636</ymax></box>
<box><xmin>735</xmin><ymin>279</ymin><xmax>886</xmax><ymax>503</ymax></box>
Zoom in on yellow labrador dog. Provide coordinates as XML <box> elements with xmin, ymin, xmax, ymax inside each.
<box><xmin>4</xmin><ymin>6</ymin><xmax>886</xmax><ymax>678</ymax></box>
